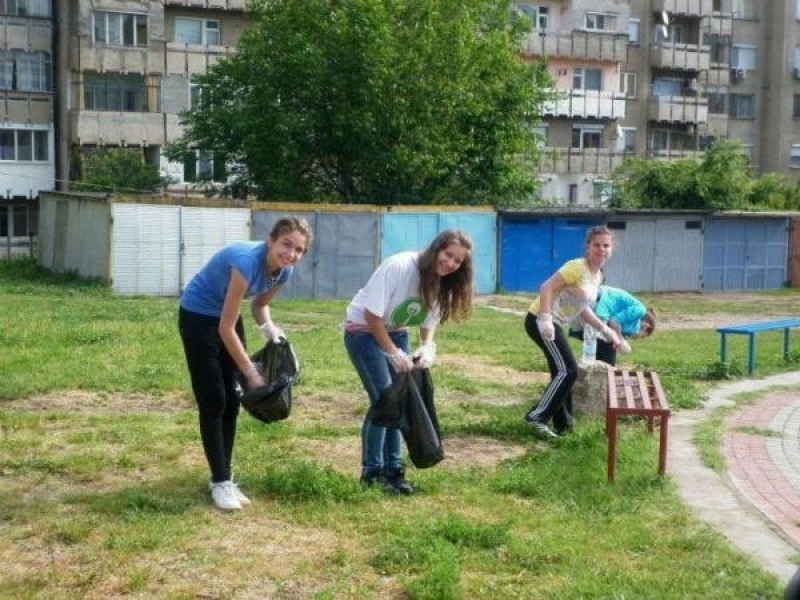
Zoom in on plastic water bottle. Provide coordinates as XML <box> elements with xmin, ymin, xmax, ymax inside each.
<box><xmin>581</xmin><ymin>325</ymin><xmax>597</xmax><ymax>365</ymax></box>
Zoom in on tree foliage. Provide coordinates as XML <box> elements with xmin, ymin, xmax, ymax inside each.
<box><xmin>609</xmin><ymin>140</ymin><xmax>752</xmax><ymax>210</ymax></box>
<box><xmin>72</xmin><ymin>148</ymin><xmax>169</xmax><ymax>194</ymax></box>
<box><xmin>165</xmin><ymin>0</ymin><xmax>553</xmax><ymax>205</ymax></box>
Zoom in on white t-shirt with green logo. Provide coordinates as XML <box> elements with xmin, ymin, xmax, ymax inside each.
<box><xmin>346</xmin><ymin>252</ymin><xmax>441</xmax><ymax>331</ymax></box>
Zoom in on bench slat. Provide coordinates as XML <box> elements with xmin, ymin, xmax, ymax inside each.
<box><xmin>717</xmin><ymin>319</ymin><xmax>800</xmax><ymax>334</ymax></box>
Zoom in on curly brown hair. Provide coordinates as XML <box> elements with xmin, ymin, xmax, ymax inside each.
<box><xmin>417</xmin><ymin>230</ymin><xmax>474</xmax><ymax>324</ymax></box>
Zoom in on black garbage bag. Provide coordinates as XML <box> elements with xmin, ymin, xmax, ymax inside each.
<box><xmin>237</xmin><ymin>339</ymin><xmax>299</xmax><ymax>424</ymax></box>
<box><xmin>369</xmin><ymin>369</ymin><xmax>443</xmax><ymax>469</ymax></box>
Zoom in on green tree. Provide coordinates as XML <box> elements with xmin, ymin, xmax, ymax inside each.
<box><xmin>72</xmin><ymin>148</ymin><xmax>169</xmax><ymax>194</ymax></box>
<box><xmin>610</xmin><ymin>140</ymin><xmax>752</xmax><ymax>210</ymax></box>
<box><xmin>165</xmin><ymin>0</ymin><xmax>553</xmax><ymax>205</ymax></box>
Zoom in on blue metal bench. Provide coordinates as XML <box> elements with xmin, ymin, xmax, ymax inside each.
<box><xmin>716</xmin><ymin>319</ymin><xmax>800</xmax><ymax>375</ymax></box>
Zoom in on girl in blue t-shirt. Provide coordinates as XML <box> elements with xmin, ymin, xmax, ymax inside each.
<box><xmin>179</xmin><ymin>217</ymin><xmax>313</xmax><ymax>511</ymax></box>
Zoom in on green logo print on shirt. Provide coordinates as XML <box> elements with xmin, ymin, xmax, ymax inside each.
<box><xmin>390</xmin><ymin>299</ymin><xmax>427</xmax><ymax>328</ymax></box>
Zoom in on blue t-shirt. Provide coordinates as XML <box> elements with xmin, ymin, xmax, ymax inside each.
<box><xmin>180</xmin><ymin>242</ymin><xmax>291</xmax><ymax>317</ymax></box>
<box><xmin>594</xmin><ymin>286</ymin><xmax>647</xmax><ymax>337</ymax></box>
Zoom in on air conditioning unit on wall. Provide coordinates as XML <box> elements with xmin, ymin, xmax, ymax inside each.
<box><xmin>731</xmin><ymin>68</ymin><xmax>746</xmax><ymax>81</ymax></box>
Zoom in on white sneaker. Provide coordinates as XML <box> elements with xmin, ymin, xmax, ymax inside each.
<box><xmin>209</xmin><ymin>481</ymin><xmax>242</xmax><ymax>511</ymax></box>
<box><xmin>231</xmin><ymin>482</ymin><xmax>251</xmax><ymax>505</ymax></box>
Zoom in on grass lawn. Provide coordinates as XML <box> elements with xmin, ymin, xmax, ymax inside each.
<box><xmin>2</xmin><ymin>258</ymin><xmax>799</xmax><ymax>599</ymax></box>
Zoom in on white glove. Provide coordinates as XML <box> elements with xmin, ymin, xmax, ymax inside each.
<box><xmin>537</xmin><ymin>313</ymin><xmax>555</xmax><ymax>341</ymax></box>
<box><xmin>412</xmin><ymin>342</ymin><xmax>437</xmax><ymax>369</ymax></box>
<box><xmin>259</xmin><ymin>321</ymin><xmax>285</xmax><ymax>343</ymax></box>
<box><xmin>387</xmin><ymin>348</ymin><xmax>414</xmax><ymax>373</ymax></box>
<box><xmin>618</xmin><ymin>339</ymin><xmax>632</xmax><ymax>354</ymax></box>
<box><xmin>599</xmin><ymin>324</ymin><xmax>621</xmax><ymax>347</ymax></box>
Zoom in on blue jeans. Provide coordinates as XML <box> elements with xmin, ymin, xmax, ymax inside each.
<box><xmin>344</xmin><ymin>329</ymin><xmax>409</xmax><ymax>478</ymax></box>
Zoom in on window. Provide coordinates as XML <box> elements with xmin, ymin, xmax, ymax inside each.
<box><xmin>175</xmin><ymin>17</ymin><xmax>220</xmax><ymax>46</ymax></box>
<box><xmin>532</xmin><ymin>125</ymin><xmax>547</xmax><ymax>149</ymax></box>
<box><xmin>585</xmin><ymin>13</ymin><xmax>615</xmax><ymax>31</ymax></box>
<box><xmin>797</xmin><ymin>0</ymin><xmax>800</xmax><ymax>20</ymax></box>
<box><xmin>729</xmin><ymin>93</ymin><xmax>755</xmax><ymax>118</ymax></box>
<box><xmin>652</xmin><ymin>78</ymin><xmax>682</xmax><ymax>97</ymax></box>
<box><xmin>573</xmin><ymin>68</ymin><xmax>602</xmax><ymax>92</ymax></box>
<box><xmin>732</xmin><ymin>0</ymin><xmax>757</xmax><ymax>20</ymax></box>
<box><xmin>183</xmin><ymin>149</ymin><xmax>226</xmax><ymax>183</ymax></box>
<box><xmin>791</xmin><ymin>144</ymin><xmax>800</xmax><ymax>168</ymax></box>
<box><xmin>669</xmin><ymin>25</ymin><xmax>683</xmax><ymax>44</ymax></box>
<box><xmin>619</xmin><ymin>72</ymin><xmax>636</xmax><ymax>98</ymax></box>
<box><xmin>0</xmin><ymin>51</ymin><xmax>51</xmax><ymax>92</ymax></box>
<box><xmin>615</xmin><ymin>127</ymin><xmax>636</xmax><ymax>152</ymax></box>
<box><xmin>794</xmin><ymin>95</ymin><xmax>800</xmax><ymax>119</ymax></box>
<box><xmin>628</xmin><ymin>18</ymin><xmax>640</xmax><ymax>45</ymax></box>
<box><xmin>704</xmin><ymin>34</ymin><xmax>730</xmax><ymax>64</ymax></box>
<box><xmin>0</xmin><ymin>128</ymin><xmax>48</xmax><ymax>161</ymax></box>
<box><xmin>93</xmin><ymin>12</ymin><xmax>148</xmax><ymax>47</ymax></box>
<box><xmin>515</xmin><ymin>5</ymin><xmax>549</xmax><ymax>29</ymax></box>
<box><xmin>571</xmin><ymin>126</ymin><xmax>603</xmax><ymax>150</ymax></box>
<box><xmin>699</xmin><ymin>135</ymin><xmax>717</xmax><ymax>150</ymax></box>
<box><xmin>731</xmin><ymin>45</ymin><xmax>757</xmax><ymax>70</ymax></box>
<box><xmin>0</xmin><ymin>0</ymin><xmax>50</xmax><ymax>17</ymax></box>
<box><xmin>84</xmin><ymin>73</ymin><xmax>148</xmax><ymax>112</ymax></box>
<box><xmin>705</xmin><ymin>90</ymin><xmax>727</xmax><ymax>114</ymax></box>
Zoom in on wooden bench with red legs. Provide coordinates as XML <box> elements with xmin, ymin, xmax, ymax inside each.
<box><xmin>606</xmin><ymin>368</ymin><xmax>670</xmax><ymax>483</ymax></box>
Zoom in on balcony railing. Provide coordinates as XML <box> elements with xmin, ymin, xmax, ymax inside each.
<box><xmin>165</xmin><ymin>43</ymin><xmax>237</xmax><ymax>75</ymax></box>
<box><xmin>162</xmin><ymin>0</ymin><xmax>247</xmax><ymax>9</ymax></box>
<box><xmin>0</xmin><ymin>91</ymin><xmax>52</xmax><ymax>124</ymax></box>
<box><xmin>543</xmin><ymin>90</ymin><xmax>627</xmax><ymax>120</ymax></box>
<box><xmin>652</xmin><ymin>0</ymin><xmax>713</xmax><ymax>17</ymax></box>
<box><xmin>650</xmin><ymin>43</ymin><xmax>710</xmax><ymax>72</ymax></box>
<box><xmin>69</xmin><ymin>110</ymin><xmax>165</xmax><ymax>146</ymax></box>
<box><xmin>707</xmin><ymin>12</ymin><xmax>733</xmax><ymax>36</ymax></box>
<box><xmin>75</xmin><ymin>43</ymin><xmax>166</xmax><ymax>75</ymax></box>
<box><xmin>648</xmin><ymin>149</ymin><xmax>705</xmax><ymax>160</ymax></box>
<box><xmin>648</xmin><ymin>95</ymin><xmax>708</xmax><ymax>124</ymax></box>
<box><xmin>522</xmin><ymin>29</ymin><xmax>629</xmax><ymax>62</ymax></box>
<box><xmin>537</xmin><ymin>148</ymin><xmax>629</xmax><ymax>175</ymax></box>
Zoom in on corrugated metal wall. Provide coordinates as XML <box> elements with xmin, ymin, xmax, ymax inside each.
<box><xmin>603</xmin><ymin>215</ymin><xmax>704</xmax><ymax>293</ymax></box>
<box><xmin>703</xmin><ymin>217</ymin><xmax>789</xmax><ymax>291</ymax></box>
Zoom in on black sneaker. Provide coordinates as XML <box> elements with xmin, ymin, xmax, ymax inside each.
<box><xmin>384</xmin><ymin>468</ymin><xmax>415</xmax><ymax>496</ymax></box>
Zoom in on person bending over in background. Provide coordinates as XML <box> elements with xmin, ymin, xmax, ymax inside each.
<box><xmin>343</xmin><ymin>230</ymin><xmax>474</xmax><ymax>495</ymax></box>
<box><xmin>569</xmin><ymin>285</ymin><xmax>657</xmax><ymax>366</ymax></box>
<box><xmin>178</xmin><ymin>217</ymin><xmax>313</xmax><ymax>511</ymax></box>
<box><xmin>524</xmin><ymin>226</ymin><xmax>621</xmax><ymax>440</ymax></box>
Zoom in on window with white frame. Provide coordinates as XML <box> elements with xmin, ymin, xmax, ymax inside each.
<box><xmin>515</xmin><ymin>5</ymin><xmax>549</xmax><ymax>29</ymax></box>
<box><xmin>189</xmin><ymin>78</ymin><xmax>203</xmax><ymax>110</ymax></box>
<box><xmin>175</xmin><ymin>17</ymin><xmax>220</xmax><ymax>46</ymax></box>
<box><xmin>622</xmin><ymin>128</ymin><xmax>636</xmax><ymax>152</ymax></box>
<box><xmin>794</xmin><ymin>46</ymin><xmax>800</xmax><ymax>69</ymax></box>
<box><xmin>651</xmin><ymin>78</ymin><xmax>682</xmax><ymax>97</ymax></box>
<box><xmin>651</xmin><ymin>130</ymin><xmax>692</xmax><ymax>152</ymax></box>
<box><xmin>619</xmin><ymin>72</ymin><xmax>636</xmax><ymax>98</ymax></box>
<box><xmin>532</xmin><ymin>125</ymin><xmax>547</xmax><ymax>149</ymax></box>
<box><xmin>584</xmin><ymin>13</ymin><xmax>615</xmax><ymax>31</ymax></box>
<box><xmin>729</xmin><ymin>93</ymin><xmax>755</xmax><ymax>118</ymax></box>
<box><xmin>0</xmin><ymin>0</ymin><xmax>50</xmax><ymax>17</ymax></box>
<box><xmin>0</xmin><ymin>51</ymin><xmax>51</xmax><ymax>92</ymax></box>
<box><xmin>93</xmin><ymin>11</ymin><xmax>148</xmax><ymax>47</ymax></box>
<box><xmin>731</xmin><ymin>44</ymin><xmax>757</xmax><ymax>70</ymax></box>
<box><xmin>732</xmin><ymin>0</ymin><xmax>757</xmax><ymax>20</ymax></box>
<box><xmin>791</xmin><ymin>144</ymin><xmax>800</xmax><ymax>168</ymax></box>
<box><xmin>183</xmin><ymin>149</ymin><xmax>226</xmax><ymax>182</ymax></box>
<box><xmin>628</xmin><ymin>18</ymin><xmax>640</xmax><ymax>45</ymax></box>
<box><xmin>705</xmin><ymin>87</ymin><xmax>727</xmax><ymax>114</ymax></box>
<box><xmin>573</xmin><ymin>67</ymin><xmax>602</xmax><ymax>92</ymax></box>
<box><xmin>0</xmin><ymin>128</ymin><xmax>48</xmax><ymax>161</ymax></box>
<box><xmin>571</xmin><ymin>125</ymin><xmax>603</xmax><ymax>150</ymax></box>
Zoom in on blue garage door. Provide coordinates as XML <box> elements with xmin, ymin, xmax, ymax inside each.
<box><xmin>499</xmin><ymin>217</ymin><xmax>601</xmax><ymax>293</ymax></box>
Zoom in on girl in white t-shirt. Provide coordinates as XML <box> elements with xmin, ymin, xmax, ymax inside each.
<box><xmin>524</xmin><ymin>226</ymin><xmax>621</xmax><ymax>439</ymax></box>
<box><xmin>343</xmin><ymin>230</ymin><xmax>474</xmax><ymax>495</ymax></box>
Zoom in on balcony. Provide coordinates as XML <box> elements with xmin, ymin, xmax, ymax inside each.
<box><xmin>162</xmin><ymin>0</ymin><xmax>247</xmax><ymax>9</ymax></box>
<box><xmin>74</xmin><ymin>44</ymin><xmax>166</xmax><ymax>75</ymax></box>
<box><xmin>650</xmin><ymin>42</ymin><xmax>710</xmax><ymax>72</ymax></box>
<box><xmin>653</xmin><ymin>0</ymin><xmax>713</xmax><ymax>17</ymax></box>
<box><xmin>543</xmin><ymin>90</ymin><xmax>626</xmax><ymax>120</ymax></box>
<box><xmin>165</xmin><ymin>43</ymin><xmax>237</xmax><ymax>76</ymax></box>
<box><xmin>707</xmin><ymin>12</ymin><xmax>733</xmax><ymax>36</ymax></box>
<box><xmin>706</xmin><ymin>65</ymin><xmax>730</xmax><ymax>87</ymax></box>
<box><xmin>4</xmin><ymin>17</ymin><xmax>51</xmax><ymax>52</ymax></box>
<box><xmin>648</xmin><ymin>96</ymin><xmax>708</xmax><ymax>124</ymax></box>
<box><xmin>0</xmin><ymin>91</ymin><xmax>52</xmax><ymax>124</ymax></box>
<box><xmin>69</xmin><ymin>111</ymin><xmax>165</xmax><ymax>146</ymax></box>
<box><xmin>537</xmin><ymin>148</ymin><xmax>628</xmax><ymax>175</ymax></box>
<box><xmin>522</xmin><ymin>30</ymin><xmax>629</xmax><ymax>62</ymax></box>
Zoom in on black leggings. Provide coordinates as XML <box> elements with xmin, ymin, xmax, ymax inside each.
<box><xmin>524</xmin><ymin>312</ymin><xmax>577</xmax><ymax>432</ymax></box>
<box><xmin>179</xmin><ymin>307</ymin><xmax>245</xmax><ymax>484</ymax></box>
<box><xmin>568</xmin><ymin>329</ymin><xmax>617</xmax><ymax>366</ymax></box>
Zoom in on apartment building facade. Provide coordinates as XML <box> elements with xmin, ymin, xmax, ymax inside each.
<box><xmin>519</xmin><ymin>0</ymin><xmax>800</xmax><ymax>206</ymax></box>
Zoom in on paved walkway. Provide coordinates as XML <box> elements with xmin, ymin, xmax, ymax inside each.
<box><xmin>669</xmin><ymin>371</ymin><xmax>800</xmax><ymax>583</ymax></box>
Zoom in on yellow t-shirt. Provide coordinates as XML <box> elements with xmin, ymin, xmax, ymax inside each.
<box><xmin>528</xmin><ymin>258</ymin><xmax>602</xmax><ymax>326</ymax></box>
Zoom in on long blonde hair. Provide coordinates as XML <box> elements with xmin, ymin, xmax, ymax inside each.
<box><xmin>417</xmin><ymin>230</ymin><xmax>474</xmax><ymax>324</ymax></box>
